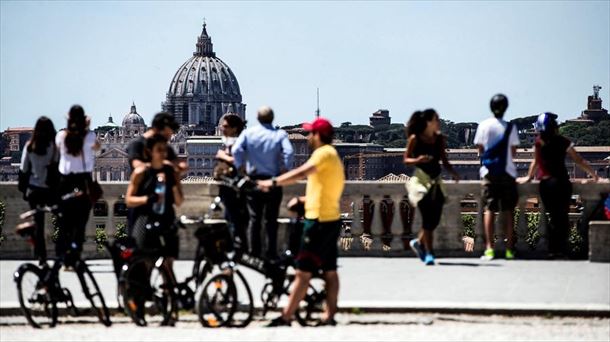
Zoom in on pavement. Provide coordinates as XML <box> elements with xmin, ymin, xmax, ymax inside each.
<box><xmin>1</xmin><ymin>257</ymin><xmax>609</xmax><ymax>316</ymax></box>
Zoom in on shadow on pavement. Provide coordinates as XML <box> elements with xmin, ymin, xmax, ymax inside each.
<box><xmin>437</xmin><ymin>262</ymin><xmax>502</xmax><ymax>267</ymax></box>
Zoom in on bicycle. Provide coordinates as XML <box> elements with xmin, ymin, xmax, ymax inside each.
<box><xmin>14</xmin><ymin>192</ymin><xmax>111</xmax><ymax>328</ymax></box>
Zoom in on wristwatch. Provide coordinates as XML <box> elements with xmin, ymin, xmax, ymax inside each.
<box><xmin>271</xmin><ymin>176</ymin><xmax>277</xmax><ymax>187</ymax></box>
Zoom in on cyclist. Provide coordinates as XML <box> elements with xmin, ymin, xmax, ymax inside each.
<box><xmin>232</xmin><ymin>106</ymin><xmax>294</xmax><ymax>260</ymax></box>
<box><xmin>404</xmin><ymin>109</ymin><xmax>460</xmax><ymax>265</ymax></box>
<box><xmin>258</xmin><ymin>117</ymin><xmax>344</xmax><ymax>327</ymax></box>
<box><xmin>214</xmin><ymin>113</ymin><xmax>248</xmax><ymax>251</ymax></box>
<box><xmin>19</xmin><ymin>116</ymin><xmax>59</xmax><ymax>265</ymax></box>
<box><xmin>54</xmin><ymin>105</ymin><xmax>100</xmax><ymax>264</ymax></box>
<box><xmin>125</xmin><ymin>134</ymin><xmax>184</xmax><ymax>325</ymax></box>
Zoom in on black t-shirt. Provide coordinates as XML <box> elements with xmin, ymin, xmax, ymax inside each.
<box><xmin>411</xmin><ymin>133</ymin><xmax>443</xmax><ymax>179</ymax></box>
<box><xmin>133</xmin><ymin>164</ymin><xmax>177</xmax><ymax>222</ymax></box>
<box><xmin>535</xmin><ymin>135</ymin><xmax>572</xmax><ymax>180</ymax></box>
<box><xmin>127</xmin><ymin>136</ymin><xmax>177</xmax><ymax>171</ymax></box>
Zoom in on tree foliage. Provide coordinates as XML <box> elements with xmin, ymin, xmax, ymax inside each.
<box><xmin>559</xmin><ymin>119</ymin><xmax>610</xmax><ymax>146</ymax></box>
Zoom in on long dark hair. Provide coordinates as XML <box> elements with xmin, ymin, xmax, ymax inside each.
<box><xmin>406</xmin><ymin>108</ymin><xmax>438</xmax><ymax>137</ymax></box>
<box><xmin>64</xmin><ymin>105</ymin><xmax>88</xmax><ymax>156</ymax></box>
<box><xmin>28</xmin><ymin>116</ymin><xmax>57</xmax><ymax>155</ymax></box>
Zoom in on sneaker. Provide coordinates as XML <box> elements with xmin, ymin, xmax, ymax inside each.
<box><xmin>409</xmin><ymin>239</ymin><xmax>426</xmax><ymax>262</ymax></box>
<box><xmin>505</xmin><ymin>249</ymin><xmax>515</xmax><ymax>260</ymax></box>
<box><xmin>315</xmin><ymin>318</ymin><xmax>338</xmax><ymax>327</ymax></box>
<box><xmin>266</xmin><ymin>316</ymin><xmax>291</xmax><ymax>327</ymax></box>
<box><xmin>424</xmin><ymin>253</ymin><xmax>435</xmax><ymax>266</ymax></box>
<box><xmin>481</xmin><ymin>248</ymin><xmax>495</xmax><ymax>261</ymax></box>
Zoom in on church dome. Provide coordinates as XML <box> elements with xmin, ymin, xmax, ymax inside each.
<box><xmin>122</xmin><ymin>102</ymin><xmax>146</xmax><ymax>126</ymax></box>
<box><xmin>162</xmin><ymin>21</ymin><xmax>245</xmax><ymax>134</ymax></box>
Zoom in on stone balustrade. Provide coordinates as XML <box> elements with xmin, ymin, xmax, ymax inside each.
<box><xmin>0</xmin><ymin>180</ymin><xmax>608</xmax><ymax>259</ymax></box>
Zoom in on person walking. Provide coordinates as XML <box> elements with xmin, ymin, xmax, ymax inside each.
<box><xmin>19</xmin><ymin>116</ymin><xmax>59</xmax><ymax>265</ymax></box>
<box><xmin>232</xmin><ymin>106</ymin><xmax>294</xmax><ymax>259</ymax></box>
<box><xmin>518</xmin><ymin>112</ymin><xmax>600</xmax><ymax>258</ymax></box>
<box><xmin>258</xmin><ymin>117</ymin><xmax>344</xmax><ymax>327</ymax></box>
<box><xmin>474</xmin><ymin>94</ymin><xmax>520</xmax><ymax>261</ymax></box>
<box><xmin>54</xmin><ymin>105</ymin><xmax>100</xmax><ymax>262</ymax></box>
<box><xmin>403</xmin><ymin>109</ymin><xmax>460</xmax><ymax>266</ymax></box>
<box><xmin>214</xmin><ymin>113</ymin><xmax>248</xmax><ymax>251</ymax></box>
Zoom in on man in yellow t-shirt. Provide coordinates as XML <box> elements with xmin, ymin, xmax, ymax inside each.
<box><xmin>257</xmin><ymin>117</ymin><xmax>345</xmax><ymax>327</ymax></box>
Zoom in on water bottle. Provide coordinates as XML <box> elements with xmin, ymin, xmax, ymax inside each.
<box><xmin>152</xmin><ymin>174</ymin><xmax>166</xmax><ymax>215</ymax></box>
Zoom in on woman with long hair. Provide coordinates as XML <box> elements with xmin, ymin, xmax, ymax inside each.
<box><xmin>54</xmin><ymin>105</ymin><xmax>100</xmax><ymax>262</ymax></box>
<box><xmin>403</xmin><ymin>109</ymin><xmax>459</xmax><ymax>265</ymax></box>
<box><xmin>519</xmin><ymin>113</ymin><xmax>600</xmax><ymax>258</ymax></box>
<box><xmin>19</xmin><ymin>116</ymin><xmax>58</xmax><ymax>264</ymax></box>
<box><xmin>214</xmin><ymin>113</ymin><xmax>248</xmax><ymax>251</ymax></box>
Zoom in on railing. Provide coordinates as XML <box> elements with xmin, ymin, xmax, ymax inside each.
<box><xmin>0</xmin><ymin>181</ymin><xmax>608</xmax><ymax>259</ymax></box>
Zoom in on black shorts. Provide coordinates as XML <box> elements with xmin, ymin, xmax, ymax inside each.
<box><xmin>482</xmin><ymin>174</ymin><xmax>518</xmax><ymax>213</ymax></box>
<box><xmin>131</xmin><ymin>215</ymin><xmax>179</xmax><ymax>258</ymax></box>
<box><xmin>295</xmin><ymin>219</ymin><xmax>341</xmax><ymax>273</ymax></box>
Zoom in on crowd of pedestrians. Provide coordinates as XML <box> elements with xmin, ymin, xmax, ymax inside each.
<box><xmin>16</xmin><ymin>94</ymin><xmax>605</xmax><ymax>327</ymax></box>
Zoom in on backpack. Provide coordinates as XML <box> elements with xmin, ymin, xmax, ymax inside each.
<box><xmin>481</xmin><ymin>122</ymin><xmax>513</xmax><ymax>176</ymax></box>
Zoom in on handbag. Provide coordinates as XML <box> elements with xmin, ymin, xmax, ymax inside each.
<box><xmin>81</xmin><ymin>151</ymin><xmax>103</xmax><ymax>204</ymax></box>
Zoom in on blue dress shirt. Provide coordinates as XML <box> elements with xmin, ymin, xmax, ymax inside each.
<box><xmin>232</xmin><ymin>123</ymin><xmax>295</xmax><ymax>177</ymax></box>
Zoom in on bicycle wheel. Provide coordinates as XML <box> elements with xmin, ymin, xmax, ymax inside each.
<box><xmin>15</xmin><ymin>263</ymin><xmax>58</xmax><ymax>328</ymax></box>
<box><xmin>121</xmin><ymin>258</ymin><xmax>177</xmax><ymax>326</ymax></box>
<box><xmin>77</xmin><ymin>262</ymin><xmax>111</xmax><ymax>326</ymax></box>
<box><xmin>230</xmin><ymin>270</ymin><xmax>254</xmax><ymax>328</ymax></box>
<box><xmin>295</xmin><ymin>284</ymin><xmax>326</xmax><ymax>327</ymax></box>
<box><xmin>197</xmin><ymin>273</ymin><xmax>237</xmax><ymax>328</ymax></box>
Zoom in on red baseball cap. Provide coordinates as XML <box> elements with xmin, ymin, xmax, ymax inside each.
<box><xmin>302</xmin><ymin>117</ymin><xmax>334</xmax><ymax>137</ymax></box>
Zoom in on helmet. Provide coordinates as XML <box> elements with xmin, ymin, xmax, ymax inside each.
<box><xmin>534</xmin><ymin>112</ymin><xmax>559</xmax><ymax>132</ymax></box>
<box><xmin>490</xmin><ymin>94</ymin><xmax>509</xmax><ymax>117</ymax></box>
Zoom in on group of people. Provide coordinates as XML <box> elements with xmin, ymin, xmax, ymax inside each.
<box><xmin>18</xmin><ymin>93</ymin><xmax>602</xmax><ymax>327</ymax></box>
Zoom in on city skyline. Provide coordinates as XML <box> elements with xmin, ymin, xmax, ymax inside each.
<box><xmin>1</xmin><ymin>1</ymin><xmax>609</xmax><ymax>131</ymax></box>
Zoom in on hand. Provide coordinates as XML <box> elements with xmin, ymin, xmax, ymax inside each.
<box><xmin>417</xmin><ymin>155</ymin><xmax>433</xmax><ymax>164</ymax></box>
<box><xmin>462</xmin><ymin>236</ymin><xmax>474</xmax><ymax>252</ymax></box>
<box><xmin>216</xmin><ymin>150</ymin><xmax>228</xmax><ymax>160</ymax></box>
<box><xmin>517</xmin><ymin>176</ymin><xmax>531</xmax><ymax>184</ymax></box>
<box><xmin>257</xmin><ymin>179</ymin><xmax>272</xmax><ymax>192</ymax></box>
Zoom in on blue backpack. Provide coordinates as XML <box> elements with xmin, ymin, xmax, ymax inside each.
<box><xmin>481</xmin><ymin>122</ymin><xmax>513</xmax><ymax>176</ymax></box>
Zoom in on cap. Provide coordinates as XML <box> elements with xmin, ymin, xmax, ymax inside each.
<box><xmin>534</xmin><ymin>112</ymin><xmax>558</xmax><ymax>132</ymax></box>
<box><xmin>302</xmin><ymin>117</ymin><xmax>333</xmax><ymax>137</ymax></box>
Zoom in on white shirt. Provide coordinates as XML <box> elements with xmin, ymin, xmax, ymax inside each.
<box><xmin>473</xmin><ymin>117</ymin><xmax>520</xmax><ymax>178</ymax></box>
<box><xmin>55</xmin><ymin>130</ymin><xmax>97</xmax><ymax>175</ymax></box>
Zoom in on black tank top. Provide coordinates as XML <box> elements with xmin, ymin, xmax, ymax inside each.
<box><xmin>134</xmin><ymin>164</ymin><xmax>176</xmax><ymax>221</ymax></box>
<box><xmin>411</xmin><ymin>134</ymin><xmax>443</xmax><ymax>179</ymax></box>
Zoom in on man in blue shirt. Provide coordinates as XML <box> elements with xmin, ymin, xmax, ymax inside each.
<box><xmin>232</xmin><ymin>106</ymin><xmax>294</xmax><ymax>259</ymax></box>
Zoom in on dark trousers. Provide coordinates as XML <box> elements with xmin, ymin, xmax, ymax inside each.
<box><xmin>219</xmin><ymin>185</ymin><xmax>249</xmax><ymax>252</ymax></box>
<box><xmin>26</xmin><ymin>186</ymin><xmax>54</xmax><ymax>263</ymax></box>
<box><xmin>540</xmin><ymin>177</ymin><xmax>572</xmax><ymax>255</ymax></box>
<box><xmin>55</xmin><ymin>174</ymin><xmax>92</xmax><ymax>261</ymax></box>
<box><xmin>246</xmin><ymin>186</ymin><xmax>282</xmax><ymax>259</ymax></box>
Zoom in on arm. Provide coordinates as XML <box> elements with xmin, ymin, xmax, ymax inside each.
<box><xmin>440</xmin><ymin>136</ymin><xmax>459</xmax><ymax>181</ymax></box>
<box><xmin>215</xmin><ymin>150</ymin><xmax>234</xmax><ymax>164</ymax></box>
<box><xmin>567</xmin><ymin>147</ymin><xmax>599</xmax><ymax>181</ymax></box>
<box><xmin>125</xmin><ymin>167</ymin><xmax>151</xmax><ymax>208</ymax></box>
<box><xmin>519</xmin><ymin>144</ymin><xmax>538</xmax><ymax>183</ymax></box>
<box><xmin>403</xmin><ymin>135</ymin><xmax>431</xmax><ymax>165</ymax></box>
<box><xmin>231</xmin><ymin>132</ymin><xmax>247</xmax><ymax>170</ymax></box>
<box><xmin>172</xmin><ymin>177</ymin><xmax>184</xmax><ymax>207</ymax></box>
<box><xmin>281</xmin><ymin>132</ymin><xmax>295</xmax><ymax>172</ymax></box>
<box><xmin>257</xmin><ymin>161</ymin><xmax>317</xmax><ymax>191</ymax></box>
<box><xmin>20</xmin><ymin>144</ymin><xmax>30</xmax><ymax>172</ymax></box>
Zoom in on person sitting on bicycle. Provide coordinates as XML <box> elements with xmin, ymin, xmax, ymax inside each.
<box><xmin>214</xmin><ymin>113</ymin><xmax>249</xmax><ymax>252</ymax></box>
<box><xmin>126</xmin><ymin>134</ymin><xmax>184</xmax><ymax>258</ymax></box>
<box><xmin>258</xmin><ymin>117</ymin><xmax>344</xmax><ymax>327</ymax></box>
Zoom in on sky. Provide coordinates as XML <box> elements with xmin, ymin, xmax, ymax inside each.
<box><xmin>1</xmin><ymin>1</ymin><xmax>609</xmax><ymax>131</ymax></box>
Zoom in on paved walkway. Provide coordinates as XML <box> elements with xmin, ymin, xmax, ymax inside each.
<box><xmin>1</xmin><ymin>258</ymin><xmax>609</xmax><ymax>315</ymax></box>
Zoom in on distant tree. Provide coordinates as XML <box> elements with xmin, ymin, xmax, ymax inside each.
<box><xmin>340</xmin><ymin>122</ymin><xmax>352</xmax><ymax>128</ymax></box>
<box><xmin>560</xmin><ymin>119</ymin><xmax>610</xmax><ymax>146</ymax></box>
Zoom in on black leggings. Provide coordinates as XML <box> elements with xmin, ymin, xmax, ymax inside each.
<box><xmin>540</xmin><ymin>177</ymin><xmax>572</xmax><ymax>254</ymax></box>
<box><xmin>418</xmin><ymin>183</ymin><xmax>445</xmax><ymax>231</ymax></box>
<box><xmin>27</xmin><ymin>186</ymin><xmax>55</xmax><ymax>262</ymax></box>
<box><xmin>55</xmin><ymin>173</ymin><xmax>92</xmax><ymax>260</ymax></box>
<box><xmin>219</xmin><ymin>185</ymin><xmax>248</xmax><ymax>251</ymax></box>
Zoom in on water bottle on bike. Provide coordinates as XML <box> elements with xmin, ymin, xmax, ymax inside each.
<box><xmin>152</xmin><ymin>174</ymin><xmax>166</xmax><ymax>215</ymax></box>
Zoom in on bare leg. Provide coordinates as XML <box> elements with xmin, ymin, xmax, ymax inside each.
<box><xmin>282</xmin><ymin>270</ymin><xmax>312</xmax><ymax>321</ymax></box>
<box><xmin>322</xmin><ymin>271</ymin><xmax>339</xmax><ymax>321</ymax></box>
<box><xmin>484</xmin><ymin>210</ymin><xmax>495</xmax><ymax>250</ymax></box>
<box><xmin>422</xmin><ymin>230</ymin><xmax>433</xmax><ymax>253</ymax></box>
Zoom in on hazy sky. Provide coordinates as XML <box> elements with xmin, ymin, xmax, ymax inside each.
<box><xmin>1</xmin><ymin>1</ymin><xmax>609</xmax><ymax>131</ymax></box>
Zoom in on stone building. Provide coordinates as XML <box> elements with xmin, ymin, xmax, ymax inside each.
<box><xmin>369</xmin><ymin>109</ymin><xmax>391</xmax><ymax>127</ymax></box>
<box><xmin>568</xmin><ymin>85</ymin><xmax>609</xmax><ymax>123</ymax></box>
<box><xmin>162</xmin><ymin>22</ymin><xmax>246</xmax><ymax>135</ymax></box>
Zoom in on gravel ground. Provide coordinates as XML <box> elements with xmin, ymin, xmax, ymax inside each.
<box><xmin>1</xmin><ymin>313</ymin><xmax>608</xmax><ymax>341</ymax></box>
